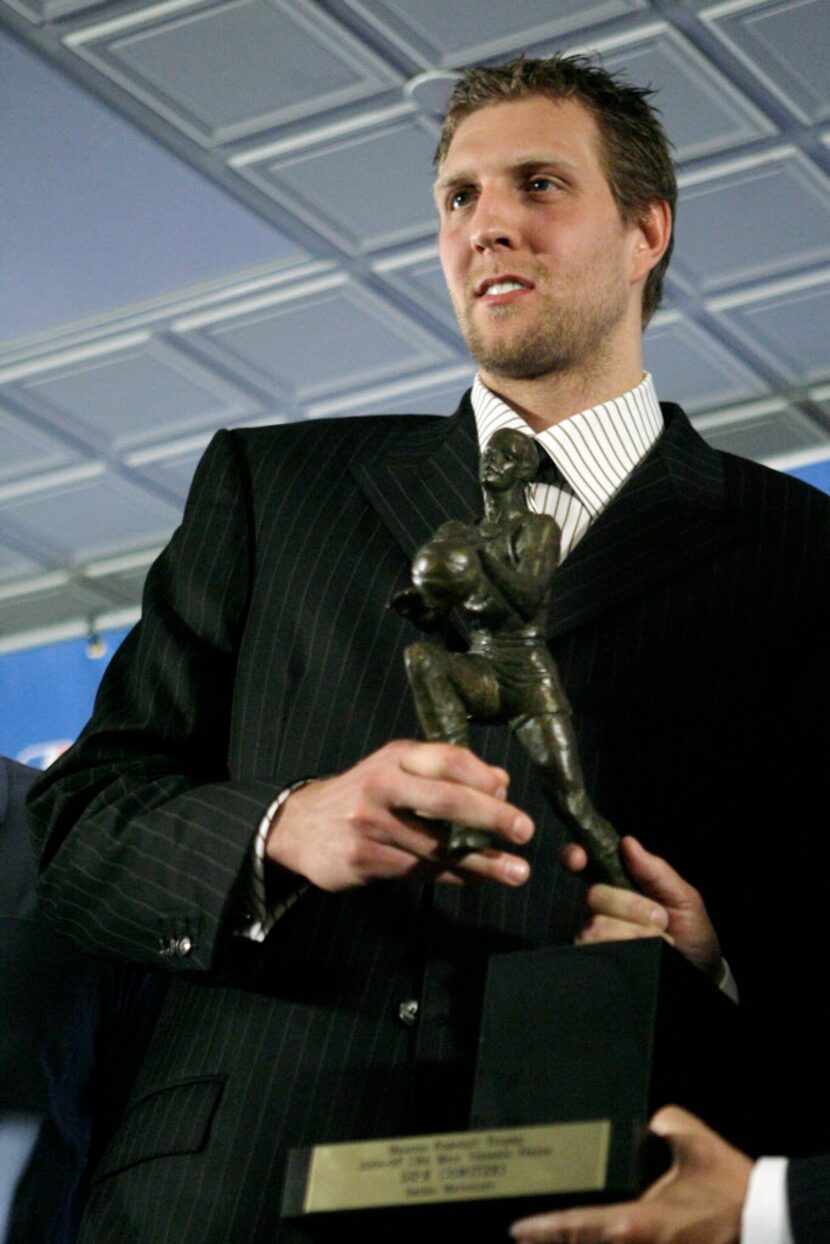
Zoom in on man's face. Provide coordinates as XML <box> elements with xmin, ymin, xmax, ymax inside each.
<box><xmin>435</xmin><ymin>95</ymin><xmax>645</xmax><ymax>384</ymax></box>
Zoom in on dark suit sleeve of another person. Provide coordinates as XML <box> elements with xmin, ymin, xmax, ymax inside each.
<box><xmin>2</xmin><ymin>757</ymin><xmax>165</xmax><ymax>1243</ymax></box>
<box><xmin>0</xmin><ymin>755</ymin><xmax>38</xmax><ymax>915</ymax></box>
<box><xmin>27</xmin><ymin>429</ymin><xmax>294</xmax><ymax>975</ymax></box>
<box><xmin>787</xmin><ymin>1156</ymin><xmax>830</xmax><ymax>1244</ymax></box>
<box><xmin>1</xmin><ymin>756</ymin><xmax>41</xmax><ymax>1105</ymax></box>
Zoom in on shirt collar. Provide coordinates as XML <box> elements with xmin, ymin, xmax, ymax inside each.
<box><xmin>471</xmin><ymin>373</ymin><xmax>664</xmax><ymax>516</ymax></box>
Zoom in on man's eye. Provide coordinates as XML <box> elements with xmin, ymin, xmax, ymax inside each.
<box><xmin>528</xmin><ymin>177</ymin><xmax>555</xmax><ymax>192</ymax></box>
<box><xmin>449</xmin><ymin>188</ymin><xmax>473</xmax><ymax>210</ymax></box>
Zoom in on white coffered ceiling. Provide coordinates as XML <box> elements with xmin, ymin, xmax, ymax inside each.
<box><xmin>1</xmin><ymin>0</ymin><xmax>828</xmax><ymax>651</ymax></box>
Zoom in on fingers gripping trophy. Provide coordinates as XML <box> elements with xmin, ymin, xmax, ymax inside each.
<box><xmin>393</xmin><ymin>427</ymin><xmax>630</xmax><ymax>890</ymax></box>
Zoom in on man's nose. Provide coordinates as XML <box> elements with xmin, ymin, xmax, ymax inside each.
<box><xmin>470</xmin><ymin>192</ymin><xmax>522</xmax><ymax>252</ymax></box>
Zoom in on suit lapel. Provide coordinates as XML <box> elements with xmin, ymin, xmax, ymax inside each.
<box><xmin>546</xmin><ymin>404</ymin><xmax>737</xmax><ymax>638</ymax></box>
<box><xmin>350</xmin><ymin>393</ymin><xmax>482</xmax><ymax>563</ymax></box>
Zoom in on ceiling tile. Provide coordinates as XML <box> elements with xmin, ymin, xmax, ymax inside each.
<box><xmin>0</xmin><ymin>580</ymin><xmax>116</xmax><ymax>639</ymax></box>
<box><xmin>180</xmin><ymin>279</ymin><xmax>454</xmax><ymax>401</ymax></box>
<box><xmin>673</xmin><ymin>149</ymin><xmax>830</xmax><ymax>293</ymax></box>
<box><xmin>709</xmin><ymin>272</ymin><xmax>830</xmax><ymax>385</ymax></box>
<box><xmin>0</xmin><ymin>472</ymin><xmax>182</xmax><ymax>563</ymax></box>
<box><xmin>599</xmin><ymin>25</ymin><xmax>776</xmax><ymax>161</ymax></box>
<box><xmin>238</xmin><ymin>112</ymin><xmax>438</xmax><ymax>253</ymax></box>
<box><xmin>0</xmin><ymin>544</ymin><xmax>44</xmax><ymax>587</ymax></box>
<box><xmin>694</xmin><ymin>404</ymin><xmax>827</xmax><ymax>463</ymax></box>
<box><xmin>126</xmin><ymin>440</ymin><xmax>217</xmax><ymax>501</ymax></box>
<box><xmin>808</xmin><ymin>382</ymin><xmax>830</xmax><ymax>424</ymax></box>
<box><xmin>84</xmin><ymin>562</ymin><xmax>152</xmax><ymax>609</ymax></box>
<box><xmin>0</xmin><ymin>31</ymin><xmax>300</xmax><ymax>342</ymax></box>
<box><xmin>69</xmin><ymin>0</ymin><xmax>399</xmax><ymax>147</ymax></box>
<box><xmin>343</xmin><ymin>0</ymin><xmax>647</xmax><ymax>67</ymax></box>
<box><xmin>332</xmin><ymin>379</ymin><xmax>472</xmax><ymax>419</ymax></box>
<box><xmin>375</xmin><ymin>247</ymin><xmax>458</xmax><ymax>330</ymax></box>
<box><xmin>14</xmin><ymin>339</ymin><xmax>259</xmax><ymax>455</ymax></box>
<box><xmin>6</xmin><ymin>0</ymin><xmax>103</xmax><ymax>18</ymax></box>
<box><xmin>702</xmin><ymin>0</ymin><xmax>830</xmax><ymax>124</ymax></box>
<box><xmin>644</xmin><ymin>311</ymin><xmax>768</xmax><ymax>411</ymax></box>
<box><xmin>0</xmin><ymin>404</ymin><xmax>81</xmax><ymax>482</ymax></box>
<box><xmin>308</xmin><ymin>365</ymin><xmax>475</xmax><ymax>420</ymax></box>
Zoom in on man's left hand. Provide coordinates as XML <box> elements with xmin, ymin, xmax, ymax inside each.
<box><xmin>510</xmin><ymin>1105</ymin><xmax>751</xmax><ymax>1244</ymax></box>
<box><xmin>563</xmin><ymin>836</ymin><xmax>723</xmax><ymax>983</ymax></box>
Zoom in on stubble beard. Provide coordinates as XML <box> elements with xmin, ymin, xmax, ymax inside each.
<box><xmin>456</xmin><ymin>279</ymin><xmax>628</xmax><ymax>384</ymax></box>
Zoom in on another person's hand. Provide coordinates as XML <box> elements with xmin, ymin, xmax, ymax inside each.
<box><xmin>510</xmin><ymin>1105</ymin><xmax>752</xmax><ymax>1243</ymax></box>
<box><xmin>266</xmin><ymin>740</ymin><xmax>533</xmax><ymax>891</ymax></box>
<box><xmin>563</xmin><ymin>836</ymin><xmax>722</xmax><ymax>982</ymax></box>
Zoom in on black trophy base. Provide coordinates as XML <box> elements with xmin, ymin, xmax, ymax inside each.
<box><xmin>281</xmin><ymin>938</ymin><xmax>742</xmax><ymax>1237</ymax></box>
<box><xmin>473</xmin><ymin>938</ymin><xmax>744</xmax><ymax>1186</ymax></box>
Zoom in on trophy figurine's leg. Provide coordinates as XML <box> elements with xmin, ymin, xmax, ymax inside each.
<box><xmin>513</xmin><ymin>712</ymin><xmax>631</xmax><ymax>890</ymax></box>
<box><xmin>403</xmin><ymin>642</ymin><xmax>496</xmax><ymax>855</ymax></box>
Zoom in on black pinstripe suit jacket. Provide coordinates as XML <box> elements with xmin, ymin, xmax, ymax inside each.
<box><xmin>28</xmin><ymin>395</ymin><xmax>830</xmax><ymax>1243</ymax></box>
<box><xmin>789</xmin><ymin>1154</ymin><xmax>830</xmax><ymax>1243</ymax></box>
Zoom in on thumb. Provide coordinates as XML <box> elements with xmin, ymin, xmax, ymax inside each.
<box><xmin>650</xmin><ymin>1104</ymin><xmax>709</xmax><ymax>1143</ymax></box>
<box><xmin>648</xmin><ymin>1105</ymin><xmax>716</xmax><ymax>1174</ymax></box>
<box><xmin>648</xmin><ymin>1105</ymin><xmax>750</xmax><ymax>1183</ymax></box>
<box><xmin>621</xmin><ymin>837</ymin><xmax>697</xmax><ymax>910</ymax></box>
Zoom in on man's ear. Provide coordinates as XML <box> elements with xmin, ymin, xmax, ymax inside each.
<box><xmin>630</xmin><ymin>200</ymin><xmax>672</xmax><ymax>284</ymax></box>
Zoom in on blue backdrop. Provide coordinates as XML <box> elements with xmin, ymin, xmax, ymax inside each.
<box><xmin>0</xmin><ymin>627</ymin><xmax>129</xmax><ymax>768</ymax></box>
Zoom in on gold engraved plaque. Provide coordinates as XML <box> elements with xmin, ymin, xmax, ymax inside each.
<box><xmin>302</xmin><ymin>1120</ymin><xmax>610</xmax><ymax>1213</ymax></box>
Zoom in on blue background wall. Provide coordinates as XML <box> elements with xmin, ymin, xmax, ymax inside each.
<box><xmin>0</xmin><ymin>627</ymin><xmax>129</xmax><ymax>768</ymax></box>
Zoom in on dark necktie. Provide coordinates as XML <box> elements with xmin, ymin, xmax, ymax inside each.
<box><xmin>532</xmin><ymin>448</ymin><xmax>560</xmax><ymax>486</ymax></box>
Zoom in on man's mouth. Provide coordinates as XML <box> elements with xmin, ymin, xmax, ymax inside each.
<box><xmin>474</xmin><ymin>275</ymin><xmax>535</xmax><ymax>306</ymax></box>
<box><xmin>475</xmin><ymin>275</ymin><xmax>534</xmax><ymax>297</ymax></box>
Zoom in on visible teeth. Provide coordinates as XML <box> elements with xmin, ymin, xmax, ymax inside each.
<box><xmin>486</xmin><ymin>281</ymin><xmax>525</xmax><ymax>295</ymax></box>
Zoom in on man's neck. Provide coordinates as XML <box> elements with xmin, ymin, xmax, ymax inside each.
<box><xmin>479</xmin><ymin>358</ymin><xmax>645</xmax><ymax>433</ymax></box>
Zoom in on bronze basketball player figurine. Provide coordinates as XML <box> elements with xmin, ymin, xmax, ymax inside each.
<box><xmin>393</xmin><ymin>428</ymin><xmax>630</xmax><ymax>890</ymax></box>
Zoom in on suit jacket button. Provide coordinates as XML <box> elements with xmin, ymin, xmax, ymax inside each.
<box><xmin>398</xmin><ymin>999</ymin><xmax>419</xmax><ymax>1027</ymax></box>
<box><xmin>174</xmin><ymin>936</ymin><xmax>193</xmax><ymax>957</ymax></box>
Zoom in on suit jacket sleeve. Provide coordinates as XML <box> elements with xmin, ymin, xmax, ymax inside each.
<box><xmin>1</xmin><ymin>757</ymin><xmax>38</xmax><ymax>919</ymax></box>
<box><xmin>788</xmin><ymin>1155</ymin><xmax>830</xmax><ymax>1244</ymax></box>
<box><xmin>27</xmin><ymin>430</ymin><xmax>295</xmax><ymax>976</ymax></box>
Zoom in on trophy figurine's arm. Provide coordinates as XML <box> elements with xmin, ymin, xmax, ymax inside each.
<box><xmin>478</xmin><ymin>515</ymin><xmax>560</xmax><ymax>620</ymax></box>
<box><xmin>390</xmin><ymin>585</ymin><xmax>445</xmax><ymax>632</ymax></box>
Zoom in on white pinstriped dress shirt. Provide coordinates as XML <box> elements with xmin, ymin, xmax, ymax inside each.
<box><xmin>470</xmin><ymin>371</ymin><xmax>663</xmax><ymax>559</ymax></box>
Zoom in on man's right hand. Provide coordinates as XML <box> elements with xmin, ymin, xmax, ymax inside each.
<box><xmin>265</xmin><ymin>740</ymin><xmax>534</xmax><ymax>892</ymax></box>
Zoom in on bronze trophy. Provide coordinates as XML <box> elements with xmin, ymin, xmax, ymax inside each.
<box><xmin>393</xmin><ymin>427</ymin><xmax>628</xmax><ymax>886</ymax></box>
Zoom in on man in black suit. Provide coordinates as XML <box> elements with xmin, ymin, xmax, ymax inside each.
<box><xmin>1</xmin><ymin>755</ymin><xmax>42</xmax><ymax>1240</ymax></box>
<box><xmin>1</xmin><ymin>752</ymin><xmax>99</xmax><ymax>1244</ymax></box>
<box><xmin>1</xmin><ymin>755</ymin><xmax>163</xmax><ymax>1243</ymax></box>
<box><xmin>511</xmin><ymin>1106</ymin><xmax>829</xmax><ymax>1244</ymax></box>
<box><xmin>28</xmin><ymin>54</ymin><xmax>828</xmax><ymax>1243</ymax></box>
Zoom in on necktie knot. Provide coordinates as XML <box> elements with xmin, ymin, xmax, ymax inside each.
<box><xmin>532</xmin><ymin>447</ymin><xmax>560</xmax><ymax>486</ymax></box>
